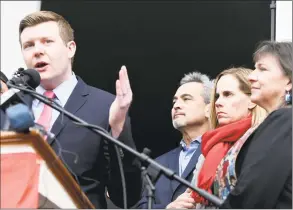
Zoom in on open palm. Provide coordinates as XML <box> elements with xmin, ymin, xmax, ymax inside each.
<box><xmin>109</xmin><ymin>66</ymin><xmax>133</xmax><ymax>137</ymax></box>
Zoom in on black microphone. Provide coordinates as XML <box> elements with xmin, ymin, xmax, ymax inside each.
<box><xmin>1</xmin><ymin>69</ymin><xmax>41</xmax><ymax>109</ymax></box>
<box><xmin>7</xmin><ymin>69</ymin><xmax>41</xmax><ymax>89</ymax></box>
<box><xmin>6</xmin><ymin>82</ymin><xmax>224</xmax><ymax>207</ymax></box>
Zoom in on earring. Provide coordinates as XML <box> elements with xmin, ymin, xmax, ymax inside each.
<box><xmin>285</xmin><ymin>90</ymin><xmax>292</xmax><ymax>105</ymax></box>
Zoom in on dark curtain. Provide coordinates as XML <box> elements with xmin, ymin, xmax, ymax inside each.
<box><xmin>41</xmin><ymin>0</ymin><xmax>270</xmax><ymax>170</ymax></box>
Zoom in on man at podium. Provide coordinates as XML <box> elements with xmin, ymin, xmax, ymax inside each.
<box><xmin>1</xmin><ymin>10</ymin><xmax>142</xmax><ymax>208</ymax></box>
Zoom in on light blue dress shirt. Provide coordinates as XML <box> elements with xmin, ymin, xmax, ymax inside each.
<box><xmin>179</xmin><ymin>136</ymin><xmax>201</xmax><ymax>176</ymax></box>
<box><xmin>32</xmin><ymin>73</ymin><xmax>78</xmax><ymax>131</ymax></box>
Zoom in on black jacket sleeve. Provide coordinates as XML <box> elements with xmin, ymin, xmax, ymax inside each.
<box><xmin>221</xmin><ymin>108</ymin><xmax>292</xmax><ymax>209</ymax></box>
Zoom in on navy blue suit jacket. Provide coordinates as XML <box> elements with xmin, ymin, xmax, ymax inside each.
<box><xmin>19</xmin><ymin>76</ymin><xmax>142</xmax><ymax>208</ymax></box>
<box><xmin>137</xmin><ymin>145</ymin><xmax>202</xmax><ymax>208</ymax></box>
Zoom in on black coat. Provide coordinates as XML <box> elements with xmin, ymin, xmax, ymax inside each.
<box><xmin>221</xmin><ymin>108</ymin><xmax>292</xmax><ymax>209</ymax></box>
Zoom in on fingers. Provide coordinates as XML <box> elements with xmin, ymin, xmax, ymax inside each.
<box><xmin>119</xmin><ymin>66</ymin><xmax>128</xmax><ymax>94</ymax></box>
<box><xmin>120</xmin><ymin>65</ymin><xmax>132</xmax><ymax>95</ymax></box>
<box><xmin>166</xmin><ymin>192</ymin><xmax>196</xmax><ymax>209</ymax></box>
<box><xmin>122</xmin><ymin>65</ymin><xmax>132</xmax><ymax>91</ymax></box>
<box><xmin>167</xmin><ymin>201</ymin><xmax>196</xmax><ymax>209</ymax></box>
<box><xmin>179</xmin><ymin>201</ymin><xmax>196</xmax><ymax>209</ymax></box>
<box><xmin>115</xmin><ymin>79</ymin><xmax>123</xmax><ymax>97</ymax></box>
<box><xmin>185</xmin><ymin>188</ymin><xmax>192</xmax><ymax>193</ymax></box>
<box><xmin>185</xmin><ymin>202</ymin><xmax>196</xmax><ymax>209</ymax></box>
<box><xmin>178</xmin><ymin>196</ymin><xmax>196</xmax><ymax>203</ymax></box>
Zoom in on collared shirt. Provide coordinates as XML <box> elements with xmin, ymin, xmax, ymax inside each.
<box><xmin>179</xmin><ymin>136</ymin><xmax>201</xmax><ymax>177</ymax></box>
<box><xmin>32</xmin><ymin>73</ymin><xmax>78</xmax><ymax>131</ymax></box>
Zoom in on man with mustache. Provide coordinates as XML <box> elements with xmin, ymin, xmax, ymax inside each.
<box><xmin>137</xmin><ymin>71</ymin><xmax>213</xmax><ymax>209</ymax></box>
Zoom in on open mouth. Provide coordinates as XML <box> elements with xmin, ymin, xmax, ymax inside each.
<box><xmin>34</xmin><ymin>61</ymin><xmax>48</xmax><ymax>69</ymax></box>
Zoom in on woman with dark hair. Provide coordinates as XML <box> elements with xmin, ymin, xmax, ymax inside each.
<box><xmin>0</xmin><ymin>71</ymin><xmax>9</xmax><ymax>94</ymax></box>
<box><xmin>220</xmin><ymin>41</ymin><xmax>292</xmax><ymax>208</ymax></box>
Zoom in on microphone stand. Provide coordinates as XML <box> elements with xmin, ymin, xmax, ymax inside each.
<box><xmin>270</xmin><ymin>0</ymin><xmax>276</xmax><ymax>41</ymax></box>
<box><xmin>141</xmin><ymin>165</ymin><xmax>155</xmax><ymax>209</ymax></box>
<box><xmin>140</xmin><ymin>148</ymin><xmax>155</xmax><ymax>209</ymax></box>
<box><xmin>8</xmin><ymin>83</ymin><xmax>223</xmax><ymax>207</ymax></box>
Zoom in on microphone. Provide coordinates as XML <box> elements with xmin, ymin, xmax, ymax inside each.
<box><xmin>1</xmin><ymin>69</ymin><xmax>41</xmax><ymax>109</ymax></box>
<box><xmin>6</xmin><ymin>82</ymin><xmax>224</xmax><ymax>207</ymax></box>
<box><xmin>5</xmin><ymin>103</ymin><xmax>35</xmax><ymax>132</ymax></box>
<box><xmin>7</xmin><ymin>69</ymin><xmax>40</xmax><ymax>89</ymax></box>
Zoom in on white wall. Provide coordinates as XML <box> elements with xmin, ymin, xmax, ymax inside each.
<box><xmin>1</xmin><ymin>1</ymin><xmax>41</xmax><ymax>79</ymax></box>
<box><xmin>276</xmin><ymin>1</ymin><xmax>292</xmax><ymax>41</ymax></box>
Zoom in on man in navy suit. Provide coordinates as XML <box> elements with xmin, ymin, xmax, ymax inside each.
<box><xmin>18</xmin><ymin>11</ymin><xmax>141</xmax><ymax>208</ymax></box>
<box><xmin>137</xmin><ymin>72</ymin><xmax>213</xmax><ymax>209</ymax></box>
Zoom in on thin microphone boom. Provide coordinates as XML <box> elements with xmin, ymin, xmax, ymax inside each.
<box><xmin>7</xmin><ymin>82</ymin><xmax>224</xmax><ymax>207</ymax></box>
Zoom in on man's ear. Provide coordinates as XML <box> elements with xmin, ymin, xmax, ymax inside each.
<box><xmin>67</xmin><ymin>41</ymin><xmax>76</xmax><ymax>59</ymax></box>
<box><xmin>204</xmin><ymin>103</ymin><xmax>210</xmax><ymax>118</ymax></box>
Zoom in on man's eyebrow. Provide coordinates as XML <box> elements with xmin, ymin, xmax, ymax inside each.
<box><xmin>23</xmin><ymin>36</ymin><xmax>53</xmax><ymax>44</ymax></box>
<box><xmin>173</xmin><ymin>93</ymin><xmax>194</xmax><ymax>101</ymax></box>
<box><xmin>180</xmin><ymin>93</ymin><xmax>193</xmax><ymax>98</ymax></box>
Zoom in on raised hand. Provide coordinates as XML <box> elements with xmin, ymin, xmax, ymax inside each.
<box><xmin>109</xmin><ymin>65</ymin><xmax>133</xmax><ymax>138</ymax></box>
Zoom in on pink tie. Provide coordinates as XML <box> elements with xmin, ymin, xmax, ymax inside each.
<box><xmin>37</xmin><ymin>90</ymin><xmax>55</xmax><ymax>131</ymax></box>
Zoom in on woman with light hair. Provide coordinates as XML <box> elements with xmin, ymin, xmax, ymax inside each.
<box><xmin>191</xmin><ymin>67</ymin><xmax>267</xmax><ymax>208</ymax></box>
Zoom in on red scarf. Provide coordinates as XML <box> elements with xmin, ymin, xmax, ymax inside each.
<box><xmin>191</xmin><ymin>116</ymin><xmax>252</xmax><ymax>204</ymax></box>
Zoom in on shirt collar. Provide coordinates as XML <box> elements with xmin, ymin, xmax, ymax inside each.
<box><xmin>33</xmin><ymin>72</ymin><xmax>78</xmax><ymax>107</ymax></box>
<box><xmin>180</xmin><ymin>136</ymin><xmax>202</xmax><ymax>151</ymax></box>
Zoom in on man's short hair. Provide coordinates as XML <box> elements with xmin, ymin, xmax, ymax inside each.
<box><xmin>179</xmin><ymin>71</ymin><xmax>214</xmax><ymax>104</ymax></box>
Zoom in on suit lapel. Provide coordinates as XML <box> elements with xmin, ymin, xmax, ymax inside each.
<box><xmin>170</xmin><ymin>147</ymin><xmax>181</xmax><ymax>191</ymax></box>
<box><xmin>181</xmin><ymin>145</ymin><xmax>201</xmax><ymax>179</ymax></box>
<box><xmin>48</xmin><ymin>77</ymin><xmax>89</xmax><ymax>145</ymax></box>
<box><xmin>20</xmin><ymin>92</ymin><xmax>34</xmax><ymax>109</ymax></box>
<box><xmin>172</xmin><ymin>145</ymin><xmax>202</xmax><ymax>193</ymax></box>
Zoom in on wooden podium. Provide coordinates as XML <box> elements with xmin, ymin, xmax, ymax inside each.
<box><xmin>0</xmin><ymin>130</ymin><xmax>95</xmax><ymax>209</ymax></box>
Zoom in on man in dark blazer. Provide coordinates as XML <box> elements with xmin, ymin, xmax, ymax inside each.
<box><xmin>18</xmin><ymin>11</ymin><xmax>142</xmax><ymax>208</ymax></box>
<box><xmin>137</xmin><ymin>72</ymin><xmax>213</xmax><ymax>209</ymax></box>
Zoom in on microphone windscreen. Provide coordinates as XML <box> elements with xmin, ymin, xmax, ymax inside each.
<box><xmin>23</xmin><ymin>69</ymin><xmax>41</xmax><ymax>89</ymax></box>
<box><xmin>6</xmin><ymin>103</ymin><xmax>35</xmax><ymax>132</ymax></box>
